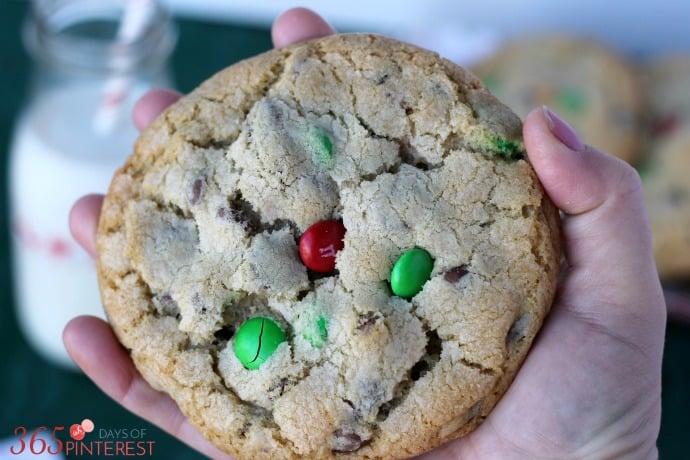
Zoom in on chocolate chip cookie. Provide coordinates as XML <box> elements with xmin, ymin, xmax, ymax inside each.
<box><xmin>640</xmin><ymin>55</ymin><xmax>690</xmax><ymax>278</ymax></box>
<box><xmin>97</xmin><ymin>33</ymin><xmax>561</xmax><ymax>459</ymax></box>
<box><xmin>472</xmin><ymin>34</ymin><xmax>643</xmax><ymax>164</ymax></box>
<box><xmin>643</xmin><ymin>129</ymin><xmax>690</xmax><ymax>279</ymax></box>
<box><xmin>643</xmin><ymin>55</ymin><xmax>690</xmax><ymax>138</ymax></box>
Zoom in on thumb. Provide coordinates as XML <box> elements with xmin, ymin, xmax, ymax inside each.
<box><xmin>524</xmin><ymin>106</ymin><xmax>655</xmax><ymax>280</ymax></box>
<box><xmin>523</xmin><ymin>107</ymin><xmax>665</xmax><ymax>349</ymax></box>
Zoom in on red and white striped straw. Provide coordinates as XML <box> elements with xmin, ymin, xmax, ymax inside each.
<box><xmin>93</xmin><ymin>0</ymin><xmax>156</xmax><ymax>135</ymax></box>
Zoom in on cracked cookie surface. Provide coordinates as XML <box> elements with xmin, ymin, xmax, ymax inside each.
<box><xmin>97</xmin><ymin>34</ymin><xmax>561</xmax><ymax>459</ymax></box>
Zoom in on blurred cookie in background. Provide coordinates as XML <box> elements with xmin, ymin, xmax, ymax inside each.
<box><xmin>642</xmin><ymin>130</ymin><xmax>690</xmax><ymax>280</ymax></box>
<box><xmin>640</xmin><ymin>55</ymin><xmax>690</xmax><ymax>280</ymax></box>
<box><xmin>472</xmin><ymin>34</ymin><xmax>643</xmax><ymax>164</ymax></box>
<box><xmin>643</xmin><ymin>55</ymin><xmax>690</xmax><ymax>139</ymax></box>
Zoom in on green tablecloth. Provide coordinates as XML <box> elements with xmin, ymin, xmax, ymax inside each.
<box><xmin>0</xmin><ymin>2</ymin><xmax>688</xmax><ymax>458</ymax></box>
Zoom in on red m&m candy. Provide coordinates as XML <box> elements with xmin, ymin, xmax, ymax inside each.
<box><xmin>299</xmin><ymin>219</ymin><xmax>346</xmax><ymax>272</ymax></box>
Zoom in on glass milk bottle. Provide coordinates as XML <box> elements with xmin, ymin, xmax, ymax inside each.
<box><xmin>9</xmin><ymin>0</ymin><xmax>176</xmax><ymax>368</ymax></box>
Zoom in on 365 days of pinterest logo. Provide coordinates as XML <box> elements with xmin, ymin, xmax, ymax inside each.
<box><xmin>8</xmin><ymin>419</ymin><xmax>156</xmax><ymax>457</ymax></box>
<box><xmin>68</xmin><ymin>419</ymin><xmax>95</xmax><ymax>441</ymax></box>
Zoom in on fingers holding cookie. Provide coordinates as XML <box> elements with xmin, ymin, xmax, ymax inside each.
<box><xmin>133</xmin><ymin>88</ymin><xmax>183</xmax><ymax>131</ymax></box>
<box><xmin>70</xmin><ymin>92</ymin><xmax>180</xmax><ymax>256</ymax></box>
<box><xmin>523</xmin><ymin>106</ymin><xmax>665</xmax><ymax>355</ymax></box>
<box><xmin>63</xmin><ymin>316</ymin><xmax>233</xmax><ymax>459</ymax></box>
<box><xmin>524</xmin><ymin>107</ymin><xmax>653</xmax><ymax>271</ymax></box>
<box><xmin>271</xmin><ymin>7</ymin><xmax>335</xmax><ymax>48</ymax></box>
<box><xmin>69</xmin><ymin>194</ymin><xmax>104</xmax><ymax>258</ymax></box>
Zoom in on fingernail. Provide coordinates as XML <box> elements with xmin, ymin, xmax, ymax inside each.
<box><xmin>542</xmin><ymin>106</ymin><xmax>586</xmax><ymax>152</ymax></box>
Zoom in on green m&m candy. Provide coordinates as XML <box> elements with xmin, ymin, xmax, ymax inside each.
<box><xmin>233</xmin><ymin>317</ymin><xmax>287</xmax><ymax>370</ymax></box>
<box><xmin>390</xmin><ymin>248</ymin><xmax>434</xmax><ymax>299</ymax></box>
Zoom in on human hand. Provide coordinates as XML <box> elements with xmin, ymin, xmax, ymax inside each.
<box><xmin>416</xmin><ymin>107</ymin><xmax>665</xmax><ymax>459</ymax></box>
<box><xmin>65</xmin><ymin>8</ymin><xmax>665</xmax><ymax>460</ymax></box>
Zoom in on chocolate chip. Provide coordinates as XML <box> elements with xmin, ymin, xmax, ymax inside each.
<box><xmin>156</xmin><ymin>293</ymin><xmax>173</xmax><ymax>303</ymax></box>
<box><xmin>332</xmin><ymin>429</ymin><xmax>366</xmax><ymax>453</ymax></box>
<box><xmin>356</xmin><ymin>311</ymin><xmax>382</xmax><ymax>331</ymax></box>
<box><xmin>189</xmin><ymin>177</ymin><xmax>205</xmax><ymax>205</ymax></box>
<box><xmin>444</xmin><ymin>265</ymin><xmax>468</xmax><ymax>284</ymax></box>
<box><xmin>152</xmin><ymin>293</ymin><xmax>179</xmax><ymax>317</ymax></box>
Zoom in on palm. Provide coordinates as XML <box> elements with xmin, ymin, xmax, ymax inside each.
<box><xmin>485</xmin><ymin>310</ymin><xmax>633</xmax><ymax>455</ymax></box>
<box><xmin>421</xmin><ymin>265</ymin><xmax>663</xmax><ymax>459</ymax></box>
